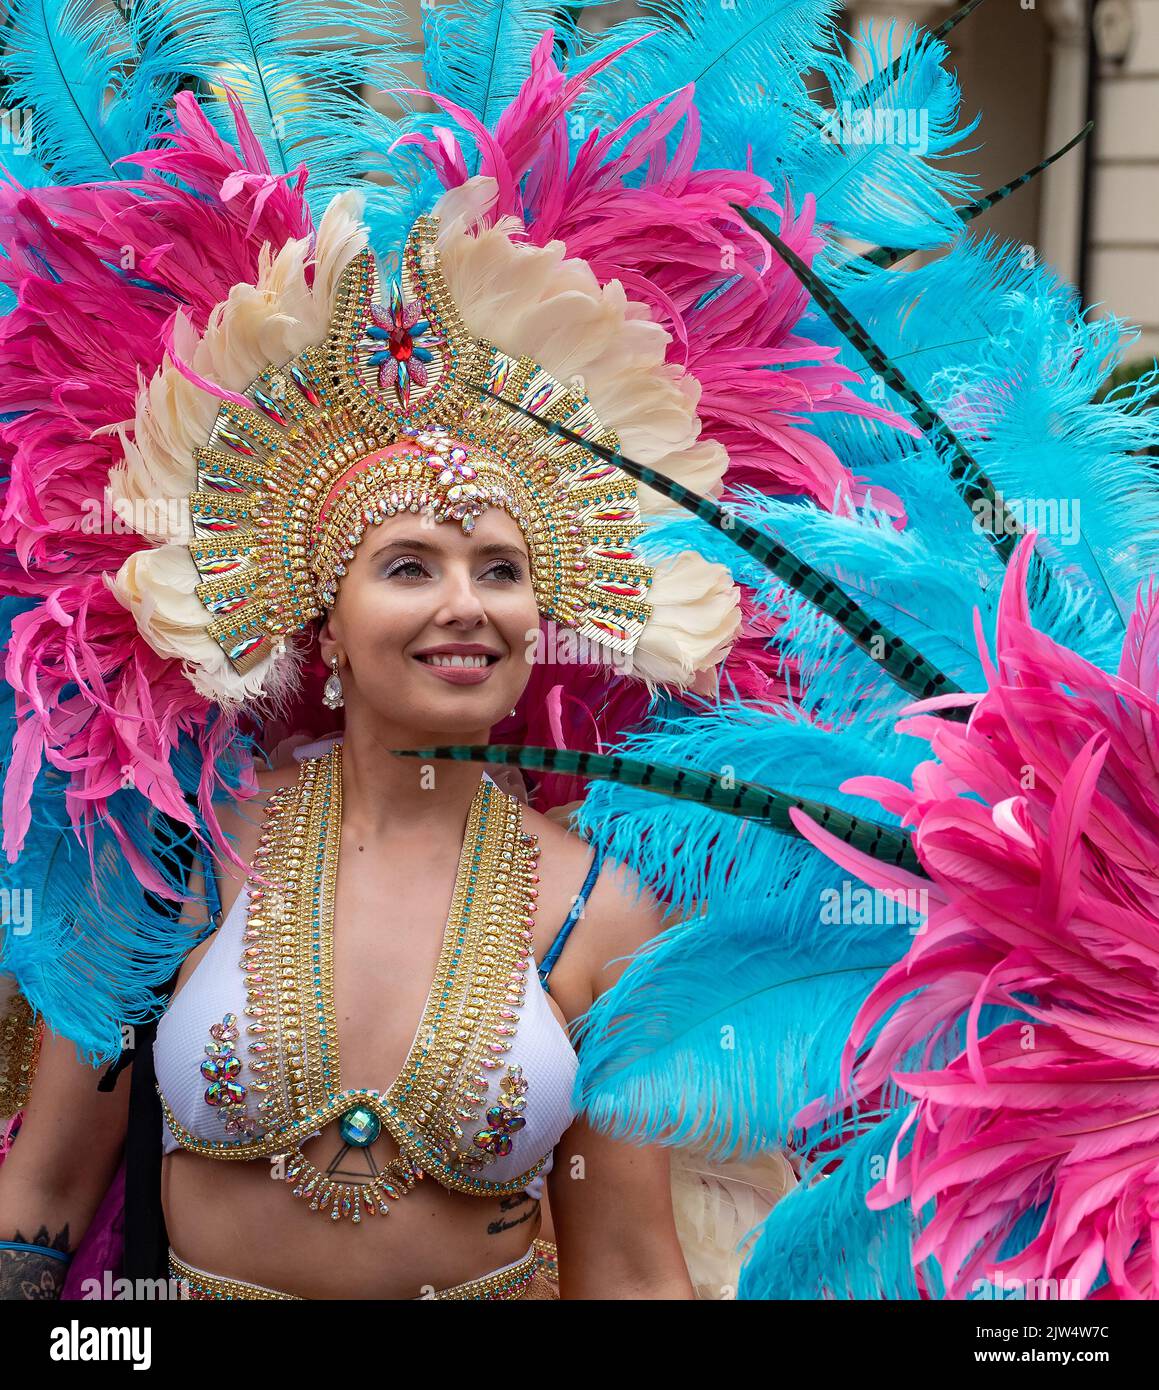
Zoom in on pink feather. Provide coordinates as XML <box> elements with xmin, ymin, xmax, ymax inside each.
<box><xmin>793</xmin><ymin>533</ymin><xmax>1159</xmax><ymax>1298</ymax></box>
<box><xmin>0</xmin><ymin>94</ymin><xmax>312</xmax><ymax>873</ymax></box>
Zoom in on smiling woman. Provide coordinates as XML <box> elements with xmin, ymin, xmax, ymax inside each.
<box><xmin>5</xmin><ymin>0</ymin><xmax>1158</xmax><ymax>1317</ymax></box>
<box><xmin>331</xmin><ymin>509</ymin><xmax>537</xmax><ymax>708</ymax></box>
<box><xmin>144</xmin><ymin>427</ymin><xmax>724</xmax><ymax>1295</ymax></box>
<box><xmin>0</xmin><ymin>99</ymin><xmax>750</xmax><ymax>1289</ymax></box>
<box><xmin>0</xmin><ymin>65</ymin><xmax>744</xmax><ymax>1296</ymax></box>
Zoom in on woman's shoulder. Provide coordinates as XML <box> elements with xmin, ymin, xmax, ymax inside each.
<box><xmin>520</xmin><ymin>802</ymin><xmax>676</xmax><ymax>1001</ymax></box>
<box><xmin>170</xmin><ymin>754</ymin><xmax>303</xmax><ymax>986</ymax></box>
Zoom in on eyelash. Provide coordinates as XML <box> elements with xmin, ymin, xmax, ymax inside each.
<box><xmin>385</xmin><ymin>556</ymin><xmax>524</xmax><ymax>583</ymax></box>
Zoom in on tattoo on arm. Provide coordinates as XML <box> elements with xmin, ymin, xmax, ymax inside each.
<box><xmin>0</xmin><ymin>1224</ymin><xmax>71</xmax><ymax>1301</ymax></box>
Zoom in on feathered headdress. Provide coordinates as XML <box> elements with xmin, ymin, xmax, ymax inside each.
<box><xmin>6</xmin><ymin>0</ymin><xmax>1150</xmax><ymax>1306</ymax></box>
<box><xmin>107</xmin><ymin>179</ymin><xmax>741</xmax><ymax>707</ymax></box>
<box><xmin>0</xmin><ymin>13</ymin><xmax>908</xmax><ymax>1072</ymax></box>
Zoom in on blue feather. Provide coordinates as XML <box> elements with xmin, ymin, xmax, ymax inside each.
<box><xmin>123</xmin><ymin>0</ymin><xmax>419</xmax><ymax>227</ymax></box>
<box><xmin>633</xmin><ymin>488</ymin><xmax>1118</xmax><ymax>733</ymax></box>
<box><xmin>810</xmin><ymin>234</ymin><xmax>1159</xmax><ymax>620</ymax></box>
<box><xmin>0</xmin><ymin>0</ymin><xmax>139</xmax><ymax>181</ymax></box>
<box><xmin>801</xmin><ymin>17</ymin><xmax>981</xmax><ymax>247</ymax></box>
<box><xmin>572</xmin><ymin>877</ymin><xmax>921</xmax><ymax>1156</ymax></box>
<box><xmin>572</xmin><ymin>0</ymin><xmax>840</xmax><ymax>141</ymax></box>
<box><xmin>740</xmin><ymin>1112</ymin><xmax>935</xmax><ymax>1298</ymax></box>
<box><xmin>575</xmin><ymin>698</ymin><xmax>918</xmax><ymax>911</ymax></box>
<box><xmin>0</xmin><ymin>602</ymin><xmax>256</xmax><ymax>1064</ymax></box>
<box><xmin>420</xmin><ymin>1</ymin><xmax>605</xmax><ymax>138</ymax></box>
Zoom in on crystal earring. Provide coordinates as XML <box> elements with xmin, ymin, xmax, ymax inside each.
<box><xmin>322</xmin><ymin>655</ymin><xmax>344</xmax><ymax>710</ymax></box>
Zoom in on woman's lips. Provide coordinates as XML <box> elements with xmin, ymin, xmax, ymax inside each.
<box><xmin>413</xmin><ymin>653</ymin><xmax>500</xmax><ymax>685</ymax></box>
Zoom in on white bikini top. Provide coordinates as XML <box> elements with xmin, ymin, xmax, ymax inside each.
<box><xmin>154</xmin><ymin>737</ymin><xmax>595</xmax><ymax>1204</ymax></box>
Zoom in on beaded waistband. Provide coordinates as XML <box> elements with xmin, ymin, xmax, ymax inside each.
<box><xmin>169</xmin><ymin>1252</ymin><xmax>298</xmax><ymax>1301</ymax></box>
<box><xmin>168</xmin><ymin>1241</ymin><xmax>555</xmax><ymax>1301</ymax></box>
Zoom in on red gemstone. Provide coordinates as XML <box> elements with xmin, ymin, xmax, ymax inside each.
<box><xmin>389</xmin><ymin>327</ymin><xmax>414</xmax><ymax>361</ymax></box>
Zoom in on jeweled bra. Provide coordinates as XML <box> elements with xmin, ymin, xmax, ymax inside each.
<box><xmin>158</xmin><ymin>742</ymin><xmax>548</xmax><ymax>1223</ymax></box>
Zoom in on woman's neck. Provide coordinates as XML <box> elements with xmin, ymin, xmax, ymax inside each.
<box><xmin>334</xmin><ymin>708</ymin><xmax>495</xmax><ymax>838</ymax></box>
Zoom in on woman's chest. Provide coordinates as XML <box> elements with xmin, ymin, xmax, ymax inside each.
<box><xmin>327</xmin><ymin>829</ymin><xmax>469</xmax><ymax>1090</ymax></box>
<box><xmin>329</xmin><ymin>825</ymin><xmax>581</xmax><ymax>1085</ymax></box>
<box><xmin>157</xmin><ymin>755</ymin><xmax>580</xmax><ymax>1217</ymax></box>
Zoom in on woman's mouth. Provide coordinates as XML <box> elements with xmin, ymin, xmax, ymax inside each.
<box><xmin>413</xmin><ymin>651</ymin><xmax>501</xmax><ymax>685</ymax></box>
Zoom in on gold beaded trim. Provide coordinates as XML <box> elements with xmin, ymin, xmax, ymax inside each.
<box><xmin>430</xmin><ymin>1246</ymin><xmax>538</xmax><ymax>1300</ymax></box>
<box><xmin>181</xmin><ymin>211</ymin><xmax>655</xmax><ymax>681</ymax></box>
<box><xmin>168</xmin><ymin>1251</ymin><xmax>300</xmax><ymax>1301</ymax></box>
<box><xmin>0</xmin><ymin>987</ymin><xmax>42</xmax><ymax>1118</ymax></box>
<box><xmin>159</xmin><ymin>742</ymin><xmax>550</xmax><ymax>1209</ymax></box>
<box><xmin>306</xmin><ymin>436</ymin><xmax>545</xmax><ymax>612</ymax></box>
<box><xmin>166</xmin><ymin>1246</ymin><xmax>539</xmax><ymax>1300</ymax></box>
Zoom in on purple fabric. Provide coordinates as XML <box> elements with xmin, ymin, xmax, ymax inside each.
<box><xmin>61</xmin><ymin>1159</ymin><xmax>126</xmax><ymax>1299</ymax></box>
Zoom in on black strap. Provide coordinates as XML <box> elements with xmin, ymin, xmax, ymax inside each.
<box><xmin>119</xmin><ymin>814</ymin><xmax>203</xmax><ymax>1280</ymax></box>
<box><xmin>121</xmin><ymin>1008</ymin><xmax>170</xmax><ymax>1280</ymax></box>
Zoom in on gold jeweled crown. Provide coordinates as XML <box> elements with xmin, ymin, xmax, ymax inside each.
<box><xmin>186</xmin><ymin>213</ymin><xmax>655</xmax><ymax>677</ymax></box>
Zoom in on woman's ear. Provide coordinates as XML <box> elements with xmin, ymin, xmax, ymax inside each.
<box><xmin>317</xmin><ymin>611</ymin><xmax>338</xmax><ymax>667</ymax></box>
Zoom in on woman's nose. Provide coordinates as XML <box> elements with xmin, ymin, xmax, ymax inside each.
<box><xmin>436</xmin><ymin>567</ymin><xmax>487</xmax><ymax>626</ymax></box>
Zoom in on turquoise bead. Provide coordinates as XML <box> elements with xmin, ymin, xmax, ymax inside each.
<box><xmin>339</xmin><ymin>1105</ymin><xmax>381</xmax><ymax>1147</ymax></box>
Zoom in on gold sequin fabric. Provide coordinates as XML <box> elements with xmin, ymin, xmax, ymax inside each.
<box><xmin>0</xmin><ymin>988</ymin><xmax>42</xmax><ymax>1118</ymax></box>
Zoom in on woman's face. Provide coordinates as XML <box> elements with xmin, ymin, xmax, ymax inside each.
<box><xmin>318</xmin><ymin>506</ymin><xmax>538</xmax><ymax>738</ymax></box>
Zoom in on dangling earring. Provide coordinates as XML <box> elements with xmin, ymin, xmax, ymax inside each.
<box><xmin>322</xmin><ymin>655</ymin><xmax>345</xmax><ymax>710</ymax></box>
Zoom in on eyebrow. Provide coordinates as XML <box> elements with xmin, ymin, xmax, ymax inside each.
<box><xmin>369</xmin><ymin>536</ymin><xmax>528</xmax><ymax>562</ymax></box>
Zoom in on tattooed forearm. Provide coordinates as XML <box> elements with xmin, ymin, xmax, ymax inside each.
<box><xmin>487</xmin><ymin>1193</ymin><xmax>539</xmax><ymax>1236</ymax></box>
<box><xmin>0</xmin><ymin>1224</ymin><xmax>71</xmax><ymax>1301</ymax></box>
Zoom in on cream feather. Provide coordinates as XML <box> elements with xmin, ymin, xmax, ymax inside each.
<box><xmin>433</xmin><ymin>176</ymin><xmax>730</xmax><ymax>515</ymax></box>
<box><xmin>669</xmin><ymin>1147</ymin><xmax>798</xmax><ymax>1299</ymax></box>
<box><xmin>106</xmin><ymin>189</ymin><xmax>369</xmax><ymax>545</ymax></box>
<box><xmin>628</xmin><ymin>550</ymin><xmax>742</xmax><ymax>686</ymax></box>
<box><xmin>107</xmin><ymin>191</ymin><xmax>368</xmax><ymax>703</ymax></box>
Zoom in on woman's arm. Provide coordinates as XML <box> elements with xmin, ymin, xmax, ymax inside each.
<box><xmin>546</xmin><ymin>858</ymin><xmax>695</xmax><ymax>1300</ymax></box>
<box><xmin>0</xmin><ymin>832</ymin><xmax>223</xmax><ymax>1300</ymax></box>
<box><xmin>547</xmin><ymin>1114</ymin><xmax>693</xmax><ymax>1300</ymax></box>
<box><xmin>0</xmin><ymin>1028</ymin><xmax>131</xmax><ymax>1299</ymax></box>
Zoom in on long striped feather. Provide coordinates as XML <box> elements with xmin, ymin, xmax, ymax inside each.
<box><xmin>396</xmin><ymin>744</ymin><xmax>926</xmax><ymax>873</ymax></box>
<box><xmin>731</xmin><ymin>204</ymin><xmax>1022</xmax><ymax>561</ymax></box>
<box><xmin>862</xmin><ymin>122</ymin><xmax>1094</xmax><ymax>270</ymax></box>
<box><xmin>471</xmin><ymin>382</ymin><xmax>964</xmax><ymax>711</ymax></box>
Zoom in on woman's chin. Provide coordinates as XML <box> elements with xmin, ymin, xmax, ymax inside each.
<box><xmin>392</xmin><ymin>680</ymin><xmax>520</xmax><ymax>738</ymax></box>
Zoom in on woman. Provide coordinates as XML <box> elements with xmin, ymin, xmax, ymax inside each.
<box><xmin>3</xmin><ymin>511</ymin><xmax>700</xmax><ymax>1300</ymax></box>
<box><xmin>5</xmin><ymin>5</ymin><xmax>1157</xmax><ymax>1308</ymax></box>
<box><xmin>166</xmin><ymin>502</ymin><xmax>717</xmax><ymax>1299</ymax></box>
<box><xmin>0</xmin><ymin>77</ymin><xmax>742</xmax><ymax>1295</ymax></box>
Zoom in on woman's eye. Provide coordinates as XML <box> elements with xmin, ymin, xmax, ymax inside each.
<box><xmin>386</xmin><ymin>558</ymin><xmax>426</xmax><ymax>579</ymax></box>
<box><xmin>384</xmin><ymin>557</ymin><xmax>522</xmax><ymax>581</ymax></box>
